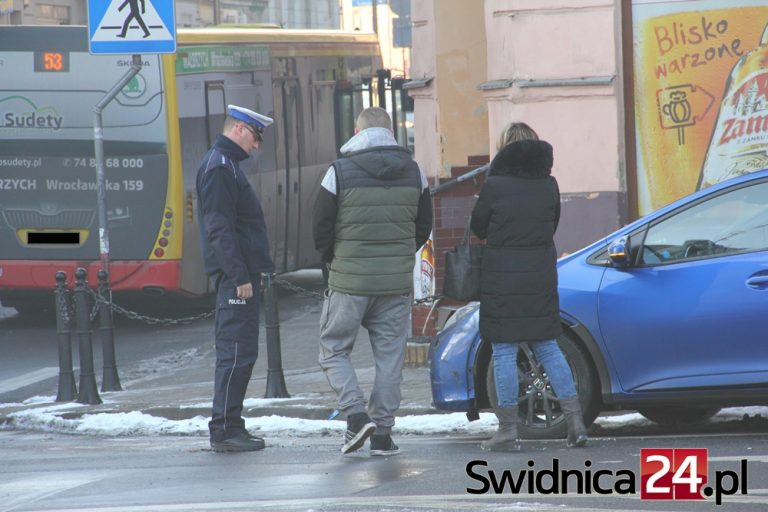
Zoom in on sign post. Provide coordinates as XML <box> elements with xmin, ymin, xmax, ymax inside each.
<box><xmin>85</xmin><ymin>1</ymin><xmax>176</xmax><ymax>390</ymax></box>
<box><xmin>87</xmin><ymin>0</ymin><xmax>176</xmax><ymax>272</ymax></box>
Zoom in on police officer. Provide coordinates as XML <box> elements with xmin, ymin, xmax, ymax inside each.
<box><xmin>196</xmin><ymin>105</ymin><xmax>274</xmax><ymax>452</ymax></box>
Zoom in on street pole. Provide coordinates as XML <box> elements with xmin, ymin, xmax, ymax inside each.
<box><xmin>93</xmin><ymin>54</ymin><xmax>143</xmax><ymax>275</ymax></box>
<box><xmin>54</xmin><ymin>271</ymin><xmax>77</xmax><ymax>402</ymax></box>
<box><xmin>372</xmin><ymin>0</ymin><xmax>378</xmax><ymax>34</ymax></box>
<box><xmin>73</xmin><ymin>268</ymin><xmax>101</xmax><ymax>405</ymax></box>
<box><xmin>263</xmin><ymin>273</ymin><xmax>289</xmax><ymax>398</ymax></box>
<box><xmin>89</xmin><ymin>54</ymin><xmax>142</xmax><ymax>396</ymax></box>
<box><xmin>97</xmin><ymin>270</ymin><xmax>122</xmax><ymax>392</ymax></box>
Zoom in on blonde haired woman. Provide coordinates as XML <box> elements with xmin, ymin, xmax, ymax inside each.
<box><xmin>470</xmin><ymin>122</ymin><xmax>587</xmax><ymax>451</ymax></box>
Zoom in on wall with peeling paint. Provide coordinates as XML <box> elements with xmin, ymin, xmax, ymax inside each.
<box><xmin>412</xmin><ymin>0</ymin><xmax>626</xmax><ymax>254</ymax></box>
<box><xmin>410</xmin><ymin>0</ymin><xmax>490</xmax><ymax>180</ymax></box>
<box><xmin>483</xmin><ymin>0</ymin><xmax>624</xmax><ymax>249</ymax></box>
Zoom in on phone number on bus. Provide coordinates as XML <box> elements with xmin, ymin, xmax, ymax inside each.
<box><xmin>64</xmin><ymin>157</ymin><xmax>145</xmax><ymax>169</ymax></box>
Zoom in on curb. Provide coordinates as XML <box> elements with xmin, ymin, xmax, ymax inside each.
<box><xmin>0</xmin><ymin>404</ymin><xmax>446</xmax><ymax>424</ymax></box>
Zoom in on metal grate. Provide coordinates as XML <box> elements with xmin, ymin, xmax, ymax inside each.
<box><xmin>1</xmin><ymin>208</ymin><xmax>95</xmax><ymax>229</ymax></box>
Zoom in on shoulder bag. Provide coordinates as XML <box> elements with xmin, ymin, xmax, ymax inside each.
<box><xmin>442</xmin><ymin>217</ymin><xmax>483</xmax><ymax>301</ymax></box>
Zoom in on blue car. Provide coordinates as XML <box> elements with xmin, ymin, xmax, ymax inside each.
<box><xmin>430</xmin><ymin>169</ymin><xmax>768</xmax><ymax>439</ymax></box>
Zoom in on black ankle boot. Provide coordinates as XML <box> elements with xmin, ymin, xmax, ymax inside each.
<box><xmin>481</xmin><ymin>407</ymin><xmax>522</xmax><ymax>452</ymax></box>
<box><xmin>560</xmin><ymin>397</ymin><xmax>588</xmax><ymax>448</ymax></box>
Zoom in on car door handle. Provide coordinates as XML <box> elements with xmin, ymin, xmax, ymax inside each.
<box><xmin>745</xmin><ymin>276</ymin><xmax>768</xmax><ymax>289</ymax></box>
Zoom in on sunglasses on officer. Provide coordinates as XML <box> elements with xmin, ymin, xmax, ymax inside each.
<box><xmin>241</xmin><ymin>122</ymin><xmax>263</xmax><ymax>142</ymax></box>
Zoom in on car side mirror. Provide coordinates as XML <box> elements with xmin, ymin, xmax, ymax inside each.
<box><xmin>608</xmin><ymin>237</ymin><xmax>630</xmax><ymax>267</ymax></box>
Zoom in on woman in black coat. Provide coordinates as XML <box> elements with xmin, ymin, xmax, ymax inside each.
<box><xmin>470</xmin><ymin>122</ymin><xmax>587</xmax><ymax>452</ymax></box>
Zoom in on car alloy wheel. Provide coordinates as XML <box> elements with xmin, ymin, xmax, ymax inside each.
<box><xmin>484</xmin><ymin>331</ymin><xmax>599</xmax><ymax>439</ymax></box>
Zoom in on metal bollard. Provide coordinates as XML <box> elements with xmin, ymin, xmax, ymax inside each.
<box><xmin>54</xmin><ymin>271</ymin><xmax>77</xmax><ymax>402</ymax></box>
<box><xmin>97</xmin><ymin>270</ymin><xmax>122</xmax><ymax>392</ymax></box>
<box><xmin>73</xmin><ymin>268</ymin><xmax>102</xmax><ymax>405</ymax></box>
<box><xmin>263</xmin><ymin>273</ymin><xmax>289</xmax><ymax>398</ymax></box>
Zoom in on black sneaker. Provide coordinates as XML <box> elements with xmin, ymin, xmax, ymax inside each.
<box><xmin>370</xmin><ymin>434</ymin><xmax>400</xmax><ymax>456</ymax></box>
<box><xmin>210</xmin><ymin>433</ymin><xmax>265</xmax><ymax>453</ymax></box>
<box><xmin>341</xmin><ymin>412</ymin><xmax>376</xmax><ymax>454</ymax></box>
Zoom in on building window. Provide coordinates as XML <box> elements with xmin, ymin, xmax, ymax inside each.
<box><xmin>36</xmin><ymin>3</ymin><xmax>70</xmax><ymax>24</ymax></box>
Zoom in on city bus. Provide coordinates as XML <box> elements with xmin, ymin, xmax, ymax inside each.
<box><xmin>0</xmin><ymin>25</ymin><xmax>401</xmax><ymax>313</ymax></box>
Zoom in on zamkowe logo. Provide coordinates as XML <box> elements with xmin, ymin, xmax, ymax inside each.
<box><xmin>0</xmin><ymin>96</ymin><xmax>64</xmax><ymax>131</ymax></box>
<box><xmin>716</xmin><ymin>73</ymin><xmax>768</xmax><ymax>148</ymax></box>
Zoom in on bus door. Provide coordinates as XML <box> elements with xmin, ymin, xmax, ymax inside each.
<box><xmin>272</xmin><ymin>74</ymin><xmax>303</xmax><ymax>273</ymax></box>
<box><xmin>336</xmin><ymin>73</ymin><xmax>412</xmax><ymax>150</ymax></box>
<box><xmin>333</xmin><ymin>78</ymin><xmax>371</xmax><ymax>149</ymax></box>
<box><xmin>389</xmin><ymin>77</ymin><xmax>414</xmax><ymax>152</ymax></box>
<box><xmin>373</xmin><ymin>71</ymin><xmax>413</xmax><ymax>152</ymax></box>
<box><xmin>334</xmin><ymin>80</ymin><xmax>355</xmax><ymax>151</ymax></box>
<box><xmin>204</xmin><ymin>81</ymin><xmax>226</xmax><ymax>146</ymax></box>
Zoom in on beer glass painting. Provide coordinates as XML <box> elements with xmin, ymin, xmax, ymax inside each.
<box><xmin>633</xmin><ymin>0</ymin><xmax>768</xmax><ymax>215</ymax></box>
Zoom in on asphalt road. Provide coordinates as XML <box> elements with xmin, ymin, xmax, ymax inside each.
<box><xmin>1</xmin><ymin>430</ymin><xmax>767</xmax><ymax>512</ymax></box>
<box><xmin>3</xmin><ymin>273</ymin><xmax>768</xmax><ymax>511</ymax></box>
<box><xmin>0</xmin><ymin>271</ymin><xmax>334</xmax><ymax>404</ymax></box>
<box><xmin>0</xmin><ymin>303</ymin><xmax>214</xmax><ymax>403</ymax></box>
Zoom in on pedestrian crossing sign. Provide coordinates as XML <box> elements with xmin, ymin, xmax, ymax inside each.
<box><xmin>88</xmin><ymin>0</ymin><xmax>176</xmax><ymax>55</ymax></box>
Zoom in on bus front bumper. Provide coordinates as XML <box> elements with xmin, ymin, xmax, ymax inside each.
<box><xmin>0</xmin><ymin>260</ymin><xmax>182</xmax><ymax>293</ymax></box>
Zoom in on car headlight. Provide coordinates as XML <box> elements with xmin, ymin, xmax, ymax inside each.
<box><xmin>442</xmin><ymin>301</ymin><xmax>480</xmax><ymax>330</ymax></box>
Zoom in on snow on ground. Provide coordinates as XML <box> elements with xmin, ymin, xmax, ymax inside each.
<box><xmin>1</xmin><ymin>395</ymin><xmax>498</xmax><ymax>437</ymax></box>
<box><xmin>2</xmin><ymin>394</ymin><xmax>767</xmax><ymax>438</ymax></box>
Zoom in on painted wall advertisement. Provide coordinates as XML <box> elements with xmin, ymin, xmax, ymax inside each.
<box><xmin>633</xmin><ymin>0</ymin><xmax>768</xmax><ymax>215</ymax></box>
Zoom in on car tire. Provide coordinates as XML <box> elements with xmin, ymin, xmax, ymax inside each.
<box><xmin>485</xmin><ymin>330</ymin><xmax>599</xmax><ymax>440</ymax></box>
<box><xmin>637</xmin><ymin>406</ymin><xmax>721</xmax><ymax>426</ymax></box>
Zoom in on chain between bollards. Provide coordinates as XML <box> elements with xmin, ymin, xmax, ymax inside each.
<box><xmin>54</xmin><ymin>271</ymin><xmax>77</xmax><ymax>402</ymax></box>
<box><xmin>73</xmin><ymin>268</ymin><xmax>102</xmax><ymax>405</ymax></box>
<box><xmin>263</xmin><ymin>272</ymin><xmax>289</xmax><ymax>398</ymax></box>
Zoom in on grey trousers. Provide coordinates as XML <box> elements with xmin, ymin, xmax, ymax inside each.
<box><xmin>318</xmin><ymin>289</ymin><xmax>411</xmax><ymax>435</ymax></box>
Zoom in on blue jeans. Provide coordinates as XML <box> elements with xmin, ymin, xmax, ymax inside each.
<box><xmin>491</xmin><ymin>340</ymin><xmax>577</xmax><ymax>408</ymax></box>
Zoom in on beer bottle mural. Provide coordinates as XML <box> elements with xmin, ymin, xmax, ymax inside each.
<box><xmin>699</xmin><ymin>22</ymin><xmax>768</xmax><ymax>189</ymax></box>
<box><xmin>632</xmin><ymin>0</ymin><xmax>768</xmax><ymax>215</ymax></box>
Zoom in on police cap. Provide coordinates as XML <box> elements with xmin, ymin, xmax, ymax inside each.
<box><xmin>227</xmin><ymin>105</ymin><xmax>273</xmax><ymax>141</ymax></box>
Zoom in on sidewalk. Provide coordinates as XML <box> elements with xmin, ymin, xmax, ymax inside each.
<box><xmin>0</xmin><ymin>271</ymin><xmax>440</xmax><ymax>430</ymax></box>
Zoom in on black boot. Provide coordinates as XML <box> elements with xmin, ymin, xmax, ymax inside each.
<box><xmin>481</xmin><ymin>407</ymin><xmax>522</xmax><ymax>452</ymax></box>
<box><xmin>560</xmin><ymin>396</ymin><xmax>588</xmax><ymax>448</ymax></box>
<box><xmin>210</xmin><ymin>432</ymin><xmax>265</xmax><ymax>452</ymax></box>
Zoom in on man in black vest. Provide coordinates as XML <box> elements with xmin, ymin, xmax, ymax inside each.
<box><xmin>313</xmin><ymin>107</ymin><xmax>432</xmax><ymax>456</ymax></box>
<box><xmin>196</xmin><ymin>105</ymin><xmax>274</xmax><ymax>452</ymax></box>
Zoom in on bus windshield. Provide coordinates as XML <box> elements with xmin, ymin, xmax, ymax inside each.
<box><xmin>0</xmin><ymin>26</ymin><xmax>169</xmax><ymax>262</ymax></box>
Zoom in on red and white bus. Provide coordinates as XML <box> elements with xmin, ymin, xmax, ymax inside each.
<box><xmin>0</xmin><ymin>25</ymin><xmax>407</xmax><ymax>313</ymax></box>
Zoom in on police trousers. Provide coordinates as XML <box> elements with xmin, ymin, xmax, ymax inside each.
<box><xmin>209</xmin><ymin>274</ymin><xmax>260</xmax><ymax>440</ymax></box>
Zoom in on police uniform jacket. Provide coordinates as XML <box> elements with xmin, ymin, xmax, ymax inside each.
<box><xmin>196</xmin><ymin>134</ymin><xmax>274</xmax><ymax>286</ymax></box>
<box><xmin>470</xmin><ymin>139</ymin><xmax>562</xmax><ymax>343</ymax></box>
